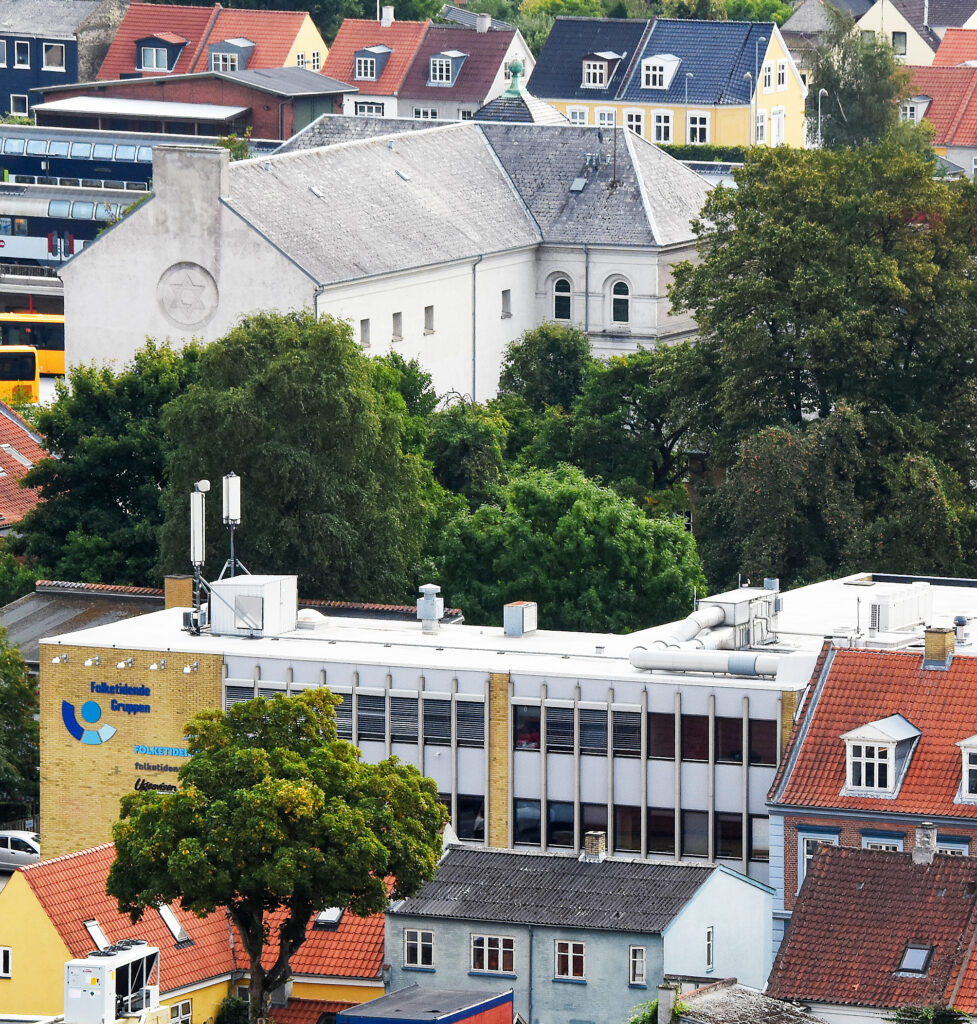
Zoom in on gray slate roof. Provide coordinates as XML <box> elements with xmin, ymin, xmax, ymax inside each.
<box><xmin>438</xmin><ymin>4</ymin><xmax>515</xmax><ymax>31</ymax></box>
<box><xmin>475</xmin><ymin>89</ymin><xmax>568</xmax><ymax>124</ymax></box>
<box><xmin>275</xmin><ymin>114</ymin><xmax>451</xmax><ymax>154</ymax></box>
<box><xmin>229</xmin><ymin>124</ymin><xmax>540</xmax><ymax>285</ymax></box>
<box><xmin>0</xmin><ymin>0</ymin><xmax>99</xmax><ymax>36</ymax></box>
<box><xmin>679</xmin><ymin>979</ymin><xmax>827</xmax><ymax>1024</ymax></box>
<box><xmin>389</xmin><ymin>847</ymin><xmax>715</xmax><ymax>933</ymax></box>
<box><xmin>340</xmin><ymin>986</ymin><xmax>508</xmax><ymax>1019</ymax></box>
<box><xmin>220</xmin><ymin>67</ymin><xmax>353</xmax><ymax>97</ymax></box>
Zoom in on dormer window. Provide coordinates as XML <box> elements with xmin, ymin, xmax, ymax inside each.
<box><xmin>644</xmin><ymin>62</ymin><xmax>664</xmax><ymax>88</ymax></box>
<box><xmin>431</xmin><ymin>56</ymin><xmax>452</xmax><ymax>82</ymax></box>
<box><xmin>354</xmin><ymin>44</ymin><xmax>392</xmax><ymax>82</ymax></box>
<box><xmin>141</xmin><ymin>46</ymin><xmax>168</xmax><ymax>71</ymax></box>
<box><xmin>137</xmin><ymin>34</ymin><xmax>186</xmax><ymax>73</ymax></box>
<box><xmin>211</xmin><ymin>52</ymin><xmax>238</xmax><ymax>71</ymax></box>
<box><xmin>428</xmin><ymin>50</ymin><xmax>467</xmax><ymax>86</ymax></box>
<box><xmin>356</xmin><ymin>56</ymin><xmax>376</xmax><ymax>79</ymax></box>
<box><xmin>641</xmin><ymin>54</ymin><xmax>680</xmax><ymax>90</ymax></box>
<box><xmin>583</xmin><ymin>60</ymin><xmax>606</xmax><ymax>87</ymax></box>
<box><xmin>956</xmin><ymin>735</ymin><xmax>977</xmax><ymax>802</ymax></box>
<box><xmin>841</xmin><ymin>714</ymin><xmax>920</xmax><ymax>797</ymax></box>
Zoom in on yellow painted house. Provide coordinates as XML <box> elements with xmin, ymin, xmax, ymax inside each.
<box><xmin>0</xmin><ymin>844</ymin><xmax>384</xmax><ymax>1023</ymax></box>
<box><xmin>529</xmin><ymin>16</ymin><xmax>807</xmax><ymax>149</ymax></box>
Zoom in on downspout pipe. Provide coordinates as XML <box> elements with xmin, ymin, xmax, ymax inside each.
<box><xmin>528</xmin><ymin>923</ymin><xmax>534</xmax><ymax>1024</ymax></box>
<box><xmin>584</xmin><ymin>243</ymin><xmax>590</xmax><ymax>331</ymax></box>
<box><xmin>472</xmin><ymin>253</ymin><xmax>483</xmax><ymax>399</ymax></box>
<box><xmin>629</xmin><ymin>648</ymin><xmax>781</xmax><ymax>677</ymax></box>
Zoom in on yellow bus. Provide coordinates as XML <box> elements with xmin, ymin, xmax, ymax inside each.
<box><xmin>0</xmin><ymin>312</ymin><xmax>65</xmax><ymax>375</ymax></box>
<box><xmin>0</xmin><ymin>345</ymin><xmax>39</xmax><ymax>403</ymax></box>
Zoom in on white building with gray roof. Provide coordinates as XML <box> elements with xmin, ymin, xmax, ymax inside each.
<box><xmin>60</xmin><ymin>119</ymin><xmax>708</xmax><ymax>399</ymax></box>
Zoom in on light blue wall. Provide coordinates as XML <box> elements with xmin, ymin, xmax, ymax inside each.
<box><xmin>385</xmin><ymin>912</ymin><xmax>663</xmax><ymax>1024</ymax></box>
<box><xmin>662</xmin><ymin>867</ymin><xmax>773</xmax><ymax>989</ymax></box>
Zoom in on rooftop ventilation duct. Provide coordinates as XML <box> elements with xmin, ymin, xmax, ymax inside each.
<box><xmin>417</xmin><ymin>582</ymin><xmax>444</xmax><ymax>635</ymax></box>
<box><xmin>629</xmin><ymin>648</ymin><xmax>781</xmax><ymax>677</ymax></box>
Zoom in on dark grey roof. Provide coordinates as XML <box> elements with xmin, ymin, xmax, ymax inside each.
<box><xmin>679</xmin><ymin>980</ymin><xmax>827</xmax><ymax>1024</ymax></box>
<box><xmin>474</xmin><ymin>91</ymin><xmax>568</xmax><ymax>124</ymax></box>
<box><xmin>389</xmin><ymin>847</ymin><xmax>715</xmax><ymax>933</ymax></box>
<box><xmin>0</xmin><ymin>0</ymin><xmax>99</xmax><ymax>36</ymax></box>
<box><xmin>479</xmin><ymin>122</ymin><xmax>709</xmax><ymax>246</ymax></box>
<box><xmin>339</xmin><ymin>986</ymin><xmax>510</xmax><ymax>1020</ymax></box>
<box><xmin>438</xmin><ymin>4</ymin><xmax>515</xmax><ymax>31</ymax></box>
<box><xmin>220</xmin><ymin>67</ymin><xmax>354</xmax><ymax>96</ymax></box>
<box><xmin>276</xmin><ymin>113</ymin><xmax>452</xmax><ymax>154</ymax></box>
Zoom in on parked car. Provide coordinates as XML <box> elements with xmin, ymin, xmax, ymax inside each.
<box><xmin>0</xmin><ymin>830</ymin><xmax>40</xmax><ymax>869</ymax></box>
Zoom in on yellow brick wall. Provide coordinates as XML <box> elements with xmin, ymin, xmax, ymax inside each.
<box><xmin>487</xmin><ymin>672</ymin><xmax>510</xmax><ymax>849</ymax></box>
<box><xmin>290</xmin><ymin>980</ymin><xmax>384</xmax><ymax>1004</ymax></box>
<box><xmin>40</xmin><ymin>643</ymin><xmax>222</xmax><ymax>859</ymax></box>
<box><xmin>781</xmin><ymin>689</ymin><xmax>798</xmax><ymax>754</ymax></box>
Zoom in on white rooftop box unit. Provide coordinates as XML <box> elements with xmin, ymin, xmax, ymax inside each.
<box><xmin>869</xmin><ymin>582</ymin><xmax>932</xmax><ymax>634</ymax></box>
<box><xmin>504</xmin><ymin>600</ymin><xmax>537</xmax><ymax>637</ymax></box>
<box><xmin>64</xmin><ymin>942</ymin><xmax>160</xmax><ymax>1024</ymax></box>
<box><xmin>209</xmin><ymin>575</ymin><xmax>298</xmax><ymax>638</ymax></box>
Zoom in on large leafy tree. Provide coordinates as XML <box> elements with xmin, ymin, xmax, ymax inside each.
<box><xmin>0</xmin><ymin>627</ymin><xmax>37</xmax><ymax>821</ymax></box>
<box><xmin>807</xmin><ymin>6</ymin><xmax>909</xmax><ymax>148</ymax></box>
<box><xmin>108</xmin><ymin>691</ymin><xmax>446</xmax><ymax>1021</ymax></box>
<box><xmin>497</xmin><ymin>323</ymin><xmax>594</xmax><ymax>414</ymax></box>
<box><xmin>9</xmin><ymin>342</ymin><xmax>201</xmax><ymax>584</ymax></box>
<box><xmin>436</xmin><ymin>464</ymin><xmax>706</xmax><ymax>631</ymax></box>
<box><xmin>425</xmin><ymin>398</ymin><xmax>509</xmax><ymax>508</ymax></box>
<box><xmin>159</xmin><ymin>312</ymin><xmax>439</xmax><ymax>602</ymax></box>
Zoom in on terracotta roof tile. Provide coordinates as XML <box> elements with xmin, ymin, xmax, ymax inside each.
<box><xmin>398</xmin><ymin>25</ymin><xmax>515</xmax><ymax>103</ymax></box>
<box><xmin>209</xmin><ymin>9</ymin><xmax>316</xmax><ymax>70</ymax></box>
<box><xmin>37</xmin><ymin>580</ymin><xmax>165</xmax><ymax>597</ymax></box>
<box><xmin>772</xmin><ymin>647</ymin><xmax>977</xmax><ymax>819</ymax></box>
<box><xmin>934</xmin><ymin>27</ymin><xmax>977</xmax><ymax>64</ymax></box>
<box><xmin>907</xmin><ymin>65</ymin><xmax>977</xmax><ymax>145</ymax></box>
<box><xmin>0</xmin><ymin>400</ymin><xmax>47</xmax><ymax>525</ymax></box>
<box><xmin>321</xmin><ymin>18</ymin><xmax>430</xmax><ymax>96</ymax></box>
<box><xmin>271</xmin><ymin>999</ymin><xmax>355</xmax><ymax>1024</ymax></box>
<box><xmin>21</xmin><ymin>845</ymin><xmax>384</xmax><ymax>990</ymax></box>
<box><xmin>767</xmin><ymin>846</ymin><xmax>977</xmax><ymax>1011</ymax></box>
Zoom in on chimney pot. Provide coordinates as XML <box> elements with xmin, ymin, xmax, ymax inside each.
<box><xmin>580</xmin><ymin>830</ymin><xmax>607</xmax><ymax>862</ymax></box>
<box><xmin>913</xmin><ymin>821</ymin><xmax>938</xmax><ymax>865</ymax></box>
<box><xmin>381</xmin><ymin>5</ymin><xmax>394</xmax><ymax>26</ymax></box>
<box><xmin>477</xmin><ymin>11</ymin><xmax>491</xmax><ymax>31</ymax></box>
<box><xmin>924</xmin><ymin>626</ymin><xmax>954</xmax><ymax>667</ymax></box>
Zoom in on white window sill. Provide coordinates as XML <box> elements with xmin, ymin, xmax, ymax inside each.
<box><xmin>423</xmin><ymin>328</ymin><xmax>434</xmax><ymax>335</ymax></box>
<box><xmin>42</xmin><ymin>66</ymin><xmax>66</xmax><ymax>72</ymax></box>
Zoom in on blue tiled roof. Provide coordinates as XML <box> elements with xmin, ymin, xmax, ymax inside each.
<box><xmin>619</xmin><ymin>19</ymin><xmax>776</xmax><ymax>105</ymax></box>
<box><xmin>528</xmin><ymin>16</ymin><xmax>650</xmax><ymax>101</ymax></box>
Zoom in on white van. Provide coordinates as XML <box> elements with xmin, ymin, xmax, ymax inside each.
<box><xmin>0</xmin><ymin>830</ymin><xmax>40</xmax><ymax>870</ymax></box>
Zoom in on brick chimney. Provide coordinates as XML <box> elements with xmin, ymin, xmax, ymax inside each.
<box><xmin>381</xmin><ymin>5</ymin><xmax>394</xmax><ymax>26</ymax></box>
<box><xmin>913</xmin><ymin>821</ymin><xmax>937</xmax><ymax>865</ymax></box>
<box><xmin>924</xmin><ymin>627</ymin><xmax>954</xmax><ymax>667</ymax></box>
<box><xmin>580</xmin><ymin>830</ymin><xmax>607</xmax><ymax>863</ymax></box>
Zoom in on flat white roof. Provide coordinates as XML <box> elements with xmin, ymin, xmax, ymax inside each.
<box><xmin>33</xmin><ymin>96</ymin><xmax>249</xmax><ymax>122</ymax></box>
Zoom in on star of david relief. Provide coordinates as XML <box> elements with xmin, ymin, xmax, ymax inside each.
<box><xmin>156</xmin><ymin>262</ymin><xmax>219</xmax><ymax>328</ymax></box>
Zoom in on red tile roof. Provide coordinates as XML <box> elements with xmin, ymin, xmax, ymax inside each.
<box><xmin>21</xmin><ymin>844</ymin><xmax>384</xmax><ymax>991</ymax></box>
<box><xmin>770</xmin><ymin>647</ymin><xmax>977</xmax><ymax>819</ymax></box>
<box><xmin>0</xmin><ymin>401</ymin><xmax>46</xmax><ymax>526</ymax></box>
<box><xmin>934</xmin><ymin>26</ymin><xmax>977</xmax><ymax>63</ymax></box>
<box><xmin>907</xmin><ymin>64</ymin><xmax>977</xmax><ymax>145</ymax></box>
<box><xmin>767</xmin><ymin>845</ymin><xmax>977</xmax><ymax>1011</ymax></box>
<box><xmin>97</xmin><ymin>3</ymin><xmax>318</xmax><ymax>80</ymax></box>
<box><xmin>321</xmin><ymin>18</ymin><xmax>430</xmax><ymax>95</ymax></box>
<box><xmin>398</xmin><ymin>25</ymin><xmax>515</xmax><ymax>102</ymax></box>
<box><xmin>36</xmin><ymin>579</ymin><xmax>165</xmax><ymax>597</ymax></box>
<box><xmin>271</xmin><ymin>1000</ymin><xmax>355</xmax><ymax>1024</ymax></box>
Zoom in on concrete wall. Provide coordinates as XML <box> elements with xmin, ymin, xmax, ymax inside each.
<box><xmin>76</xmin><ymin>0</ymin><xmax>131</xmax><ymax>82</ymax></box>
<box><xmin>385</xmin><ymin>912</ymin><xmax>664</xmax><ymax>1024</ymax></box>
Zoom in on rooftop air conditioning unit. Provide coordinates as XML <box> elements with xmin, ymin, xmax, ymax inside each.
<box><xmin>64</xmin><ymin>943</ymin><xmax>160</xmax><ymax>1024</ymax></box>
<box><xmin>868</xmin><ymin>583</ymin><xmax>932</xmax><ymax>634</ymax></box>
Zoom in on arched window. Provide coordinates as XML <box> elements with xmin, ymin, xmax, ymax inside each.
<box><xmin>553</xmin><ymin>277</ymin><xmax>571</xmax><ymax>321</ymax></box>
<box><xmin>612</xmin><ymin>280</ymin><xmax>630</xmax><ymax>324</ymax></box>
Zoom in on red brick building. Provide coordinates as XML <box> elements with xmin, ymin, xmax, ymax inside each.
<box><xmin>767</xmin><ymin>630</ymin><xmax>977</xmax><ymax>949</ymax></box>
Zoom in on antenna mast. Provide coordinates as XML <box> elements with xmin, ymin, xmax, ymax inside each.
<box><xmin>218</xmin><ymin>472</ymin><xmax>247</xmax><ymax>579</ymax></box>
<box><xmin>188</xmin><ymin>479</ymin><xmax>209</xmax><ymax>634</ymax></box>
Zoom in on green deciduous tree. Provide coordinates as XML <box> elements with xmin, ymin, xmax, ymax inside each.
<box><xmin>436</xmin><ymin>465</ymin><xmax>706</xmax><ymax>631</ymax></box>
<box><xmin>724</xmin><ymin>0</ymin><xmax>791</xmax><ymax>23</ymax></box>
<box><xmin>807</xmin><ymin>7</ymin><xmax>909</xmax><ymax>148</ymax></box>
<box><xmin>497</xmin><ymin>323</ymin><xmax>595</xmax><ymax>414</ymax></box>
<box><xmin>425</xmin><ymin>398</ymin><xmax>509</xmax><ymax>508</ymax></box>
<box><xmin>0</xmin><ymin>627</ymin><xmax>37</xmax><ymax>821</ymax></box>
<box><xmin>107</xmin><ymin>691</ymin><xmax>446</xmax><ymax>1022</ymax></box>
<box><xmin>159</xmin><ymin>312</ymin><xmax>438</xmax><ymax>602</ymax></box>
<box><xmin>9</xmin><ymin>342</ymin><xmax>201</xmax><ymax>585</ymax></box>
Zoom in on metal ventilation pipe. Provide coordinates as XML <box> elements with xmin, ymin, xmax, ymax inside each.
<box><xmin>629</xmin><ymin>648</ymin><xmax>781</xmax><ymax>677</ymax></box>
<box><xmin>647</xmin><ymin>605</ymin><xmax>726</xmax><ymax>648</ymax></box>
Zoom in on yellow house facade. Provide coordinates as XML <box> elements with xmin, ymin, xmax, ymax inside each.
<box><xmin>284</xmin><ymin>13</ymin><xmax>330</xmax><ymax>71</ymax></box>
<box><xmin>531</xmin><ymin>18</ymin><xmax>807</xmax><ymax>149</ymax></box>
<box><xmin>857</xmin><ymin>0</ymin><xmax>940</xmax><ymax>64</ymax></box>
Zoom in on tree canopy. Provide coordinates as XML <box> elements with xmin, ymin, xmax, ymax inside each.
<box><xmin>497</xmin><ymin>323</ymin><xmax>594</xmax><ymax>413</ymax></box>
<box><xmin>107</xmin><ymin>691</ymin><xmax>446</xmax><ymax>1021</ymax></box>
<box><xmin>0</xmin><ymin>626</ymin><xmax>37</xmax><ymax>821</ymax></box>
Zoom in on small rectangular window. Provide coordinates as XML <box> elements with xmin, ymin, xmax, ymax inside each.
<box><xmin>715</xmin><ymin>717</ymin><xmax>743</xmax><ymax>763</ymax></box>
<box><xmin>392</xmin><ymin>311</ymin><xmax>402</xmax><ymax>341</ymax></box>
<box><xmin>471</xmin><ymin>934</ymin><xmax>514</xmax><ymax>973</ymax></box>
<box><xmin>568</xmin><ymin>107</ymin><xmax>587</xmax><ymax>124</ymax></box>
<box><xmin>648</xmin><ymin>807</ymin><xmax>675</xmax><ymax>854</ymax></box>
<box><xmin>546</xmin><ymin>706</ymin><xmax>574</xmax><ymax>752</ymax></box>
<box><xmin>0</xmin><ymin>41</ymin><xmax>7</xmax><ymax>67</ymax></box>
<box><xmin>892</xmin><ymin>31</ymin><xmax>907</xmax><ymax>55</ymax></box>
<box><xmin>296</xmin><ymin>52</ymin><xmax>306</xmax><ymax>68</ymax></box>
<box><xmin>43</xmin><ymin>43</ymin><xmax>65</xmax><ymax>70</ymax></box>
<box><xmin>648</xmin><ymin>712</ymin><xmax>675</xmax><ymax>758</ymax></box>
<box><xmin>404</xmin><ymin>928</ymin><xmax>434</xmax><ymax>967</ymax></box>
<box><xmin>359</xmin><ymin>318</ymin><xmax>370</xmax><ymax>347</ymax></box>
<box><xmin>84</xmin><ymin>920</ymin><xmax>109</xmax><ymax>949</ymax></box>
<box><xmin>715</xmin><ymin>812</ymin><xmax>743</xmax><ymax>859</ymax></box>
<box><xmin>423</xmin><ymin>698</ymin><xmax>451</xmax><ymax>745</ymax></box>
<box><xmin>751</xmin><ymin>815</ymin><xmax>770</xmax><ymax>861</ymax></box>
<box><xmin>615</xmin><ymin>805</ymin><xmax>640</xmax><ymax>852</ymax></box>
<box><xmin>776</xmin><ymin>59</ymin><xmax>787</xmax><ymax>87</ymax></box>
<box><xmin>456</xmin><ymin>701</ymin><xmax>484</xmax><ymax>747</ymax></box>
<box><xmin>579</xmin><ymin>708</ymin><xmax>607</xmax><ymax>754</ymax></box>
<box><xmin>630</xmin><ymin>945</ymin><xmax>646</xmax><ymax>986</ymax></box>
<box><xmin>355</xmin><ymin>56</ymin><xmax>376</xmax><ymax>80</ymax></box>
<box><xmin>424</xmin><ymin>304</ymin><xmax>434</xmax><ymax>333</ymax></box>
<box><xmin>311</xmin><ymin>50</ymin><xmax>321</xmax><ymax>71</ymax></box>
<box><xmin>27</xmin><ymin>139</ymin><xmax>47</xmax><ymax>155</ymax></box>
<box><xmin>430</xmin><ymin>57</ymin><xmax>453</xmax><ymax>83</ymax></box>
<box><xmin>514</xmin><ymin>797</ymin><xmax>541</xmax><ymax>845</ymax></box>
<box><xmin>70</xmin><ymin>142</ymin><xmax>92</xmax><ymax>159</ymax></box>
<box><xmin>0</xmin><ymin>947</ymin><xmax>9</xmax><ymax>978</ymax></box>
<box><xmin>501</xmin><ymin>288</ymin><xmax>512</xmax><ymax>317</ymax></box>
<box><xmin>555</xmin><ymin>940</ymin><xmax>585</xmax><ymax>979</ymax></box>
<box><xmin>93</xmin><ymin>143</ymin><xmax>114</xmax><ymax>159</ymax></box>
<box><xmin>170</xmin><ymin>1001</ymin><xmax>191</xmax><ymax>1024</ymax></box>
<box><xmin>749</xmin><ymin>719</ymin><xmax>778</xmax><ymax>765</ymax></box>
<box><xmin>9</xmin><ymin>95</ymin><xmax>27</xmax><ymax>117</ymax></box>
<box><xmin>14</xmin><ymin>41</ymin><xmax>29</xmax><ymax>68</ymax></box>
<box><xmin>514</xmin><ymin>705</ymin><xmax>541</xmax><ymax>749</ymax></box>
<box><xmin>547</xmin><ymin>799</ymin><xmax>574</xmax><ymax>847</ymax></box>
<box><xmin>333</xmin><ymin>692</ymin><xmax>352</xmax><ymax>738</ymax></box>
<box><xmin>682</xmin><ymin>714</ymin><xmax>709</xmax><ymax>761</ymax></box>
<box><xmin>389</xmin><ymin>696</ymin><xmax>418</xmax><ymax>742</ymax></box>
<box><xmin>705</xmin><ymin>926</ymin><xmax>714</xmax><ymax>971</ymax></box>
<box><xmin>413</xmin><ymin>107</ymin><xmax>439</xmax><ymax>120</ymax></box>
<box><xmin>613</xmin><ymin>711</ymin><xmax>641</xmax><ymax>756</ymax></box>
<box><xmin>158</xmin><ymin>904</ymin><xmax>190</xmax><ymax>945</ymax></box>
<box><xmin>211</xmin><ymin>52</ymin><xmax>239</xmax><ymax>72</ymax></box>
<box><xmin>357</xmin><ymin>693</ymin><xmax>385</xmax><ymax>740</ymax></box>
<box><xmin>682</xmin><ymin>809</ymin><xmax>709</xmax><ymax>857</ymax></box>
<box><xmin>457</xmin><ymin>794</ymin><xmax>484</xmax><ymax>840</ymax></box>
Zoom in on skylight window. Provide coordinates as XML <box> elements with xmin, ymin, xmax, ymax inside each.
<box><xmin>314</xmin><ymin>907</ymin><xmax>344</xmax><ymax>929</ymax></box>
<box><xmin>157</xmin><ymin>903</ymin><xmax>190</xmax><ymax>944</ymax></box>
<box><xmin>84</xmin><ymin>919</ymin><xmax>109</xmax><ymax>950</ymax></box>
<box><xmin>899</xmin><ymin>944</ymin><xmax>933</xmax><ymax>974</ymax></box>
<box><xmin>0</xmin><ymin>443</ymin><xmax>31</xmax><ymax>467</ymax></box>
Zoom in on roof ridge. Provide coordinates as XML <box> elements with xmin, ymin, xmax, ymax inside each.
<box><xmin>615</xmin><ymin>17</ymin><xmax>655</xmax><ymax>98</ymax></box>
<box><xmin>189</xmin><ymin>3</ymin><xmax>223</xmax><ymax>74</ymax></box>
<box><xmin>24</xmin><ymin>841</ymin><xmax>114</xmax><ymax>875</ymax></box>
<box><xmin>623</xmin><ymin>129</ymin><xmax>660</xmax><ymax>245</ymax></box>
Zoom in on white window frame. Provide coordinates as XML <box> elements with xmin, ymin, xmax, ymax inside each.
<box><xmin>404</xmin><ymin>928</ymin><xmax>434</xmax><ymax>967</ymax></box>
<box><xmin>687</xmin><ymin>110</ymin><xmax>710</xmax><ymax>144</ymax></box>
<box><xmin>170</xmin><ymin>1000</ymin><xmax>191</xmax><ymax>1024</ymax></box>
<box><xmin>776</xmin><ymin>59</ymin><xmax>787</xmax><ymax>89</ymax></box>
<box><xmin>355</xmin><ymin>101</ymin><xmax>384</xmax><ymax>116</ymax></box>
<box><xmin>140</xmin><ymin>46</ymin><xmax>167</xmax><ymax>71</ymax></box>
<box><xmin>652</xmin><ymin>109</ymin><xmax>672</xmax><ymax>143</ymax></box>
<box><xmin>900</xmin><ymin>102</ymin><xmax>918</xmax><ymax>123</ymax></box>
<box><xmin>295</xmin><ymin>51</ymin><xmax>306</xmax><ymax>68</ymax></box>
<box><xmin>771</xmin><ymin>106</ymin><xmax>785</xmax><ymax>147</ymax></box>
<box><xmin>624</xmin><ymin>108</ymin><xmax>644</xmax><ymax>137</ymax></box>
<box><xmin>553</xmin><ymin>276</ymin><xmax>572</xmax><ymax>321</ymax></box>
<box><xmin>9</xmin><ymin>94</ymin><xmax>27</xmax><ymax>116</ymax></box>
<box><xmin>0</xmin><ymin>42</ymin><xmax>7</xmax><ymax>68</ymax></box>
<box><xmin>755</xmin><ymin>109</ymin><xmax>766</xmax><ymax>144</ymax></box>
<box><xmin>938</xmin><ymin>836</ymin><xmax>969</xmax><ymax>856</ymax></box>
<box><xmin>555</xmin><ymin>939</ymin><xmax>585</xmax><ymax>980</ymax></box>
<box><xmin>355</xmin><ymin>56</ymin><xmax>376</xmax><ymax>80</ymax></box>
<box><xmin>413</xmin><ymin>107</ymin><xmax>439</xmax><ymax>120</ymax></box>
<box><xmin>459</xmin><ymin>109</ymin><xmax>474</xmax><ymax>120</ymax></box>
<box><xmin>846</xmin><ymin>739</ymin><xmax>895</xmax><ymax>793</ymax></box>
<box><xmin>568</xmin><ymin>106</ymin><xmax>588</xmax><ymax>125</ymax></box>
<box><xmin>430</xmin><ymin>57</ymin><xmax>453</xmax><ymax>84</ymax></box>
<box><xmin>311</xmin><ymin>50</ymin><xmax>321</xmax><ymax>70</ymax></box>
<box><xmin>961</xmin><ymin>745</ymin><xmax>977</xmax><ymax>802</ymax></box>
<box><xmin>42</xmin><ymin>42</ymin><xmax>65</xmax><ymax>71</ymax></box>
<box><xmin>582</xmin><ymin>60</ymin><xmax>606</xmax><ymax>88</ymax></box>
<box><xmin>84</xmin><ymin>919</ymin><xmax>110</xmax><ymax>949</ymax></box>
<box><xmin>0</xmin><ymin>947</ymin><xmax>10</xmax><ymax>978</ymax></box>
<box><xmin>861</xmin><ymin>834</ymin><xmax>904</xmax><ymax>852</ymax></box>
<box><xmin>762</xmin><ymin>61</ymin><xmax>772</xmax><ymax>92</ymax></box>
<box><xmin>157</xmin><ymin>903</ymin><xmax>190</xmax><ymax>944</ymax></box>
<box><xmin>611</xmin><ymin>279</ymin><xmax>630</xmax><ymax>324</ymax></box>
<box><xmin>705</xmin><ymin>926</ymin><xmax>714</xmax><ymax>972</ymax></box>
<box><xmin>797</xmin><ymin>829</ymin><xmax>839</xmax><ymax>891</ymax></box>
<box><xmin>14</xmin><ymin>40</ymin><xmax>29</xmax><ymax>69</ymax></box>
<box><xmin>643</xmin><ymin>60</ymin><xmax>665</xmax><ymax>88</ymax></box>
<box><xmin>470</xmin><ymin>933</ymin><xmax>514</xmax><ymax>974</ymax></box>
<box><xmin>424</xmin><ymin>304</ymin><xmax>434</xmax><ymax>334</ymax></box>
<box><xmin>629</xmin><ymin>945</ymin><xmax>646</xmax><ymax>986</ymax></box>
<box><xmin>211</xmin><ymin>52</ymin><xmax>238</xmax><ymax>72</ymax></box>
<box><xmin>596</xmin><ymin>107</ymin><xmax>615</xmax><ymax>128</ymax></box>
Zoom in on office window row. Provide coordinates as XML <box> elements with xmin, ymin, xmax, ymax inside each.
<box><xmin>514</xmin><ymin>798</ymin><xmax>769</xmax><ymax>861</ymax></box>
<box><xmin>437</xmin><ymin>792</ymin><xmax>485</xmax><ymax>841</ymax></box>
<box><xmin>513</xmin><ymin>705</ymin><xmax>778</xmax><ymax>765</ymax></box>
<box><xmin>334</xmin><ymin>693</ymin><xmax>485</xmax><ymax>747</ymax></box>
